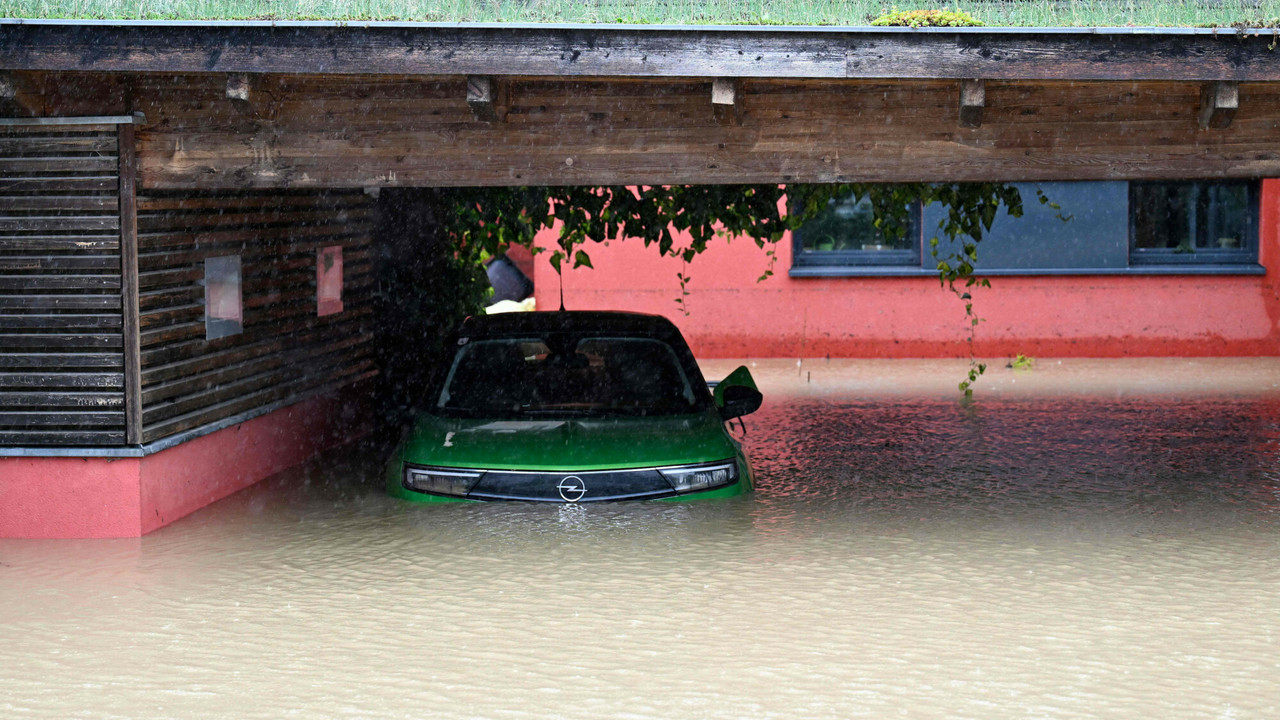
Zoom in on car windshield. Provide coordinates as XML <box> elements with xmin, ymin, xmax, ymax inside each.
<box><xmin>434</xmin><ymin>335</ymin><xmax>704</xmax><ymax>418</ymax></box>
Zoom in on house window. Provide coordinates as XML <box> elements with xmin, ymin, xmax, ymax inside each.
<box><xmin>317</xmin><ymin>245</ymin><xmax>344</xmax><ymax>317</ymax></box>
<box><xmin>1136</xmin><ymin>180</ymin><xmax>1254</xmax><ymax>265</ymax></box>
<box><xmin>204</xmin><ymin>255</ymin><xmax>242</xmax><ymax>340</ymax></box>
<box><xmin>791</xmin><ymin>193</ymin><xmax>920</xmax><ymax>271</ymax></box>
<box><xmin>789</xmin><ymin>181</ymin><xmax>1261</xmax><ymax>277</ymax></box>
<box><xmin>1130</xmin><ymin>181</ymin><xmax>1258</xmax><ymax>265</ymax></box>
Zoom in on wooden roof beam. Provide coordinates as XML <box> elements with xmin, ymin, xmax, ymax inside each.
<box><xmin>712</xmin><ymin>78</ymin><xmax>740</xmax><ymax>125</ymax></box>
<box><xmin>0</xmin><ymin>70</ymin><xmax>29</xmax><ymax>115</ymax></box>
<box><xmin>958</xmin><ymin>79</ymin><xmax>984</xmax><ymax>128</ymax></box>
<box><xmin>8</xmin><ymin>23</ymin><xmax>1280</xmax><ymax>81</ymax></box>
<box><xmin>1198</xmin><ymin>81</ymin><xmax>1238</xmax><ymax>130</ymax></box>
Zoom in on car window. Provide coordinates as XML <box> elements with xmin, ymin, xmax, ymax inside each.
<box><xmin>436</xmin><ymin>335</ymin><xmax>701</xmax><ymax>417</ymax></box>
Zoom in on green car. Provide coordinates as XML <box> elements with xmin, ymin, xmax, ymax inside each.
<box><xmin>387</xmin><ymin>311</ymin><xmax>763</xmax><ymax>503</ymax></box>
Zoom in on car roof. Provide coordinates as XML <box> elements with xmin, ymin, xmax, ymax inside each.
<box><xmin>460</xmin><ymin>311</ymin><xmax>682</xmax><ymax>338</ymax></box>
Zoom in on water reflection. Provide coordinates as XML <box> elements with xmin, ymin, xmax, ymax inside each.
<box><xmin>2</xmin><ymin>395</ymin><xmax>1279</xmax><ymax>718</ymax></box>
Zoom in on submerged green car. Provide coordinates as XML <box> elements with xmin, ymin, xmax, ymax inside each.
<box><xmin>387</xmin><ymin>311</ymin><xmax>763</xmax><ymax>503</ymax></box>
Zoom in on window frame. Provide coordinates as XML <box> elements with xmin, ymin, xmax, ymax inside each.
<box><xmin>317</xmin><ymin>245</ymin><xmax>344</xmax><ymax>317</ymax></box>
<box><xmin>1128</xmin><ymin>180</ymin><xmax>1260</xmax><ymax>267</ymax></box>
<box><xmin>203</xmin><ymin>254</ymin><xmax>243</xmax><ymax>341</ymax></box>
<box><xmin>787</xmin><ymin>181</ymin><xmax>1263</xmax><ymax>277</ymax></box>
<box><xmin>791</xmin><ymin>196</ymin><xmax>923</xmax><ymax>270</ymax></box>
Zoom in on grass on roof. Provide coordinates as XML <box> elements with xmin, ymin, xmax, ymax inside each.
<box><xmin>5</xmin><ymin>0</ymin><xmax>1280</xmax><ymax>27</ymax></box>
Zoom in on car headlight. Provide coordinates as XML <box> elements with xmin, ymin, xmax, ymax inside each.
<box><xmin>403</xmin><ymin>466</ymin><xmax>483</xmax><ymax>497</ymax></box>
<box><xmin>659</xmin><ymin>461</ymin><xmax>738</xmax><ymax>494</ymax></box>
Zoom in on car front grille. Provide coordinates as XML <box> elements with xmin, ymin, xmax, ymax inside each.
<box><xmin>467</xmin><ymin>468</ymin><xmax>676</xmax><ymax>502</ymax></box>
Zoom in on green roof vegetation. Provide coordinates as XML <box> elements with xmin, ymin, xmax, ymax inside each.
<box><xmin>4</xmin><ymin>0</ymin><xmax>1280</xmax><ymax>27</ymax></box>
<box><xmin>871</xmin><ymin>9</ymin><xmax>983</xmax><ymax>26</ymax></box>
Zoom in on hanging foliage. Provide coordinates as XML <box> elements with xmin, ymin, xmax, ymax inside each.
<box><xmin>426</xmin><ymin>182</ymin><xmax>1036</xmax><ymax>396</ymax></box>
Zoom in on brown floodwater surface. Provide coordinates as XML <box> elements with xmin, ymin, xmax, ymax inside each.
<box><xmin>3</xmin><ymin>360</ymin><xmax>1280</xmax><ymax>719</ymax></box>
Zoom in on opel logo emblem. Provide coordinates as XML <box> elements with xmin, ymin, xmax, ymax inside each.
<box><xmin>557</xmin><ymin>476</ymin><xmax>586</xmax><ymax>502</ymax></box>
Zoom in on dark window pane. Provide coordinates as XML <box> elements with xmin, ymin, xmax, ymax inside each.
<box><xmin>797</xmin><ymin>195</ymin><xmax>912</xmax><ymax>252</ymax></box>
<box><xmin>1132</xmin><ymin>184</ymin><xmax>1193</xmax><ymax>251</ymax></box>
<box><xmin>1198</xmin><ymin>183</ymin><xmax>1250</xmax><ymax>250</ymax></box>
<box><xmin>437</xmin><ymin>337</ymin><xmax>699</xmax><ymax>417</ymax></box>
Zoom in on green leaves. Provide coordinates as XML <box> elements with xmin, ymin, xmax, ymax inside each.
<box><xmin>433</xmin><ymin>180</ymin><xmax>1035</xmax><ymax>398</ymax></box>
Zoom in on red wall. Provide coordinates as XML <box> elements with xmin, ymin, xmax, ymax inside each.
<box><xmin>0</xmin><ymin>393</ymin><xmax>362</xmax><ymax>539</ymax></box>
<box><xmin>534</xmin><ymin>182</ymin><xmax>1280</xmax><ymax>358</ymax></box>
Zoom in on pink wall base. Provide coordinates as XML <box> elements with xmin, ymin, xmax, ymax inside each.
<box><xmin>0</xmin><ymin>393</ymin><xmax>364</xmax><ymax>539</ymax></box>
<box><xmin>535</xmin><ymin>181</ymin><xmax>1280</xmax><ymax>359</ymax></box>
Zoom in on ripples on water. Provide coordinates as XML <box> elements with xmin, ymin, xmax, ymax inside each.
<box><xmin>2</xmin><ymin>396</ymin><xmax>1279</xmax><ymax>719</ymax></box>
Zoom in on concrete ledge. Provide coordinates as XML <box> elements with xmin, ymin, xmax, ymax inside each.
<box><xmin>700</xmin><ymin>357</ymin><xmax>1280</xmax><ymax>400</ymax></box>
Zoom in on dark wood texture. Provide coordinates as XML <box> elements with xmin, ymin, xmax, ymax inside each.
<box><xmin>959</xmin><ymin>79</ymin><xmax>985</xmax><ymax>129</ymax></box>
<box><xmin>109</xmin><ymin>74</ymin><xmax>1280</xmax><ymax>187</ymax></box>
<box><xmin>226</xmin><ymin>73</ymin><xmax>251</xmax><ymax>102</ymax></box>
<box><xmin>5</xmin><ymin>22</ymin><xmax>1280</xmax><ymax>81</ymax></box>
<box><xmin>1198</xmin><ymin>81</ymin><xmax>1239</xmax><ymax>130</ymax></box>
<box><xmin>0</xmin><ymin>123</ymin><xmax>127</xmax><ymax>446</ymax></box>
<box><xmin>135</xmin><ymin>189</ymin><xmax>375</xmax><ymax>444</ymax></box>
<box><xmin>467</xmin><ymin>75</ymin><xmax>497</xmax><ymax>122</ymax></box>
<box><xmin>711</xmin><ymin>78</ymin><xmax>740</xmax><ymax>126</ymax></box>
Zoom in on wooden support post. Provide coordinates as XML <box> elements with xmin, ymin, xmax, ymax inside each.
<box><xmin>118</xmin><ymin>122</ymin><xmax>142</xmax><ymax>445</ymax></box>
<box><xmin>712</xmin><ymin>78</ymin><xmax>740</xmax><ymax>125</ymax></box>
<box><xmin>1198</xmin><ymin>81</ymin><xmax>1238</xmax><ymax>130</ymax></box>
<box><xmin>959</xmin><ymin>79</ymin><xmax>985</xmax><ymax>129</ymax></box>
<box><xmin>467</xmin><ymin>76</ymin><xmax>498</xmax><ymax>122</ymax></box>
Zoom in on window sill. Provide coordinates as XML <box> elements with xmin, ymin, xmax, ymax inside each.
<box><xmin>788</xmin><ymin>264</ymin><xmax>1267</xmax><ymax>278</ymax></box>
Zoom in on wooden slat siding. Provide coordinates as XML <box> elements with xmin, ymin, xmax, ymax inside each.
<box><xmin>0</xmin><ymin>430</ymin><xmax>125</xmax><ymax>445</ymax></box>
<box><xmin>0</xmin><ymin>411</ymin><xmax>122</xmax><ymax>427</ymax></box>
<box><xmin>0</xmin><ymin>125</ymin><xmax>127</xmax><ymax>446</ymax></box>
<box><xmin>0</xmin><ymin>372</ymin><xmax>123</xmax><ymax>388</ymax></box>
<box><xmin>0</xmin><ymin>353</ymin><xmax>121</xmax><ymax>369</ymax></box>
<box><xmin>0</xmin><ymin>176</ymin><xmax>121</xmax><ymax>192</ymax></box>
<box><xmin>0</xmin><ymin>275</ymin><xmax>121</xmax><ymax>291</ymax></box>
<box><xmin>0</xmin><ymin>156</ymin><xmax>119</xmax><ymax>174</ymax></box>
<box><xmin>0</xmin><ymin>334</ymin><xmax>123</xmax><ymax>349</ymax></box>
<box><xmin>0</xmin><ymin>295</ymin><xmax>122</xmax><ymax>310</ymax></box>
<box><xmin>0</xmin><ymin>235</ymin><xmax>119</xmax><ymax>251</ymax></box>
<box><xmin>0</xmin><ymin>392</ymin><xmax>124</xmax><ymax>408</ymax></box>
<box><xmin>0</xmin><ymin>314</ymin><xmax>122</xmax><ymax>330</ymax></box>
<box><xmin>136</xmin><ymin>189</ymin><xmax>375</xmax><ymax>445</ymax></box>
<box><xmin>0</xmin><ymin>216</ymin><xmax>119</xmax><ymax>232</ymax></box>
<box><xmin>0</xmin><ymin>136</ymin><xmax>118</xmax><ymax>155</ymax></box>
<box><xmin>1</xmin><ymin>195</ymin><xmax>119</xmax><ymax>211</ymax></box>
<box><xmin>0</xmin><ymin>255</ymin><xmax>124</xmax><ymax>271</ymax></box>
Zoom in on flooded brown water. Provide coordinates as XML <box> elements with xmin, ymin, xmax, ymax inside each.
<box><xmin>3</xmin><ymin>360</ymin><xmax>1280</xmax><ymax>719</ymax></box>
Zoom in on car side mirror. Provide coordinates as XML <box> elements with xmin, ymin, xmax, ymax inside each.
<box><xmin>718</xmin><ymin>384</ymin><xmax>763</xmax><ymax>421</ymax></box>
<box><xmin>714</xmin><ymin>365</ymin><xmax>763</xmax><ymax>421</ymax></box>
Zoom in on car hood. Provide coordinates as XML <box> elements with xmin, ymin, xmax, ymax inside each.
<box><xmin>399</xmin><ymin>410</ymin><xmax>736</xmax><ymax>471</ymax></box>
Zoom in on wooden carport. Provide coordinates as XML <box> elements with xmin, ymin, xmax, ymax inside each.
<box><xmin>2</xmin><ymin>20</ymin><xmax>1279</xmax><ymax>536</ymax></box>
<box><xmin>4</xmin><ymin>22</ymin><xmax>1280</xmax><ymax>187</ymax></box>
